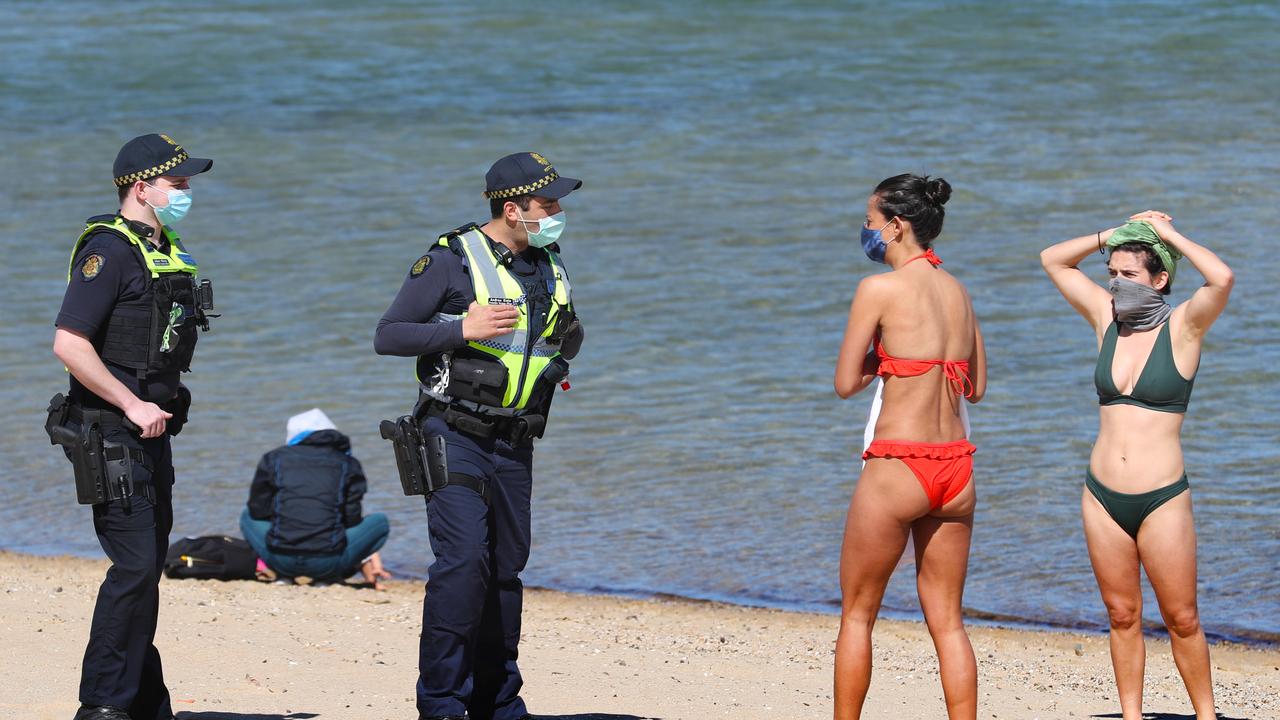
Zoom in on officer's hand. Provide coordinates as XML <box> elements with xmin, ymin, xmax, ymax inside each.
<box><xmin>461</xmin><ymin>301</ymin><xmax>519</xmax><ymax>341</ymax></box>
<box><xmin>125</xmin><ymin>401</ymin><xmax>172</xmax><ymax>439</ymax></box>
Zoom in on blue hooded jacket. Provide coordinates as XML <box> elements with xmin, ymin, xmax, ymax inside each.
<box><xmin>245</xmin><ymin>429</ymin><xmax>367</xmax><ymax>555</ymax></box>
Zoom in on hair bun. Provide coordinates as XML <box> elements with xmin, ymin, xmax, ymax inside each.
<box><xmin>923</xmin><ymin>177</ymin><xmax>951</xmax><ymax>207</ymax></box>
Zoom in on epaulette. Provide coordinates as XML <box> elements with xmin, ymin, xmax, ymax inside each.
<box><xmin>438</xmin><ymin>222</ymin><xmax>481</xmax><ymax>257</ymax></box>
<box><xmin>75</xmin><ymin>216</ymin><xmax>133</xmax><ymax>255</ymax></box>
<box><xmin>70</xmin><ymin>215</ymin><xmax>144</xmax><ymax>278</ymax></box>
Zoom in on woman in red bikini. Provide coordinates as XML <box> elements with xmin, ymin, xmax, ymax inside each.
<box><xmin>834</xmin><ymin>174</ymin><xmax>986</xmax><ymax>720</ymax></box>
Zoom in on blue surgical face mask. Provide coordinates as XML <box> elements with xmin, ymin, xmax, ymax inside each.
<box><xmin>145</xmin><ymin>182</ymin><xmax>192</xmax><ymax>225</ymax></box>
<box><xmin>860</xmin><ymin>219</ymin><xmax>893</xmax><ymax>264</ymax></box>
<box><xmin>518</xmin><ymin>209</ymin><xmax>566</xmax><ymax>248</ymax></box>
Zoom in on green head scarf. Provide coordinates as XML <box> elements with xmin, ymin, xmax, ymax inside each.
<box><xmin>1106</xmin><ymin>220</ymin><xmax>1182</xmax><ymax>283</ymax></box>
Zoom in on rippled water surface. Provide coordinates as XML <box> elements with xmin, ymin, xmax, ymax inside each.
<box><xmin>1</xmin><ymin>0</ymin><xmax>1277</xmax><ymax>642</ymax></box>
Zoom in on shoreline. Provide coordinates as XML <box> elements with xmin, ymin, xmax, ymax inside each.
<box><xmin>9</xmin><ymin>544</ymin><xmax>1278</xmax><ymax>650</ymax></box>
<box><xmin>539</xmin><ymin>582</ymin><xmax>1280</xmax><ymax>650</ymax></box>
<box><xmin>2</xmin><ymin>550</ymin><xmax>1278</xmax><ymax>720</ymax></box>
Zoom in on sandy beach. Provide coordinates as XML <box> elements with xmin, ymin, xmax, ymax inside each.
<box><xmin>1</xmin><ymin>551</ymin><xmax>1275</xmax><ymax>720</ymax></box>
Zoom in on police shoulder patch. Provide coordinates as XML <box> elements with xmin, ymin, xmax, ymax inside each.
<box><xmin>80</xmin><ymin>253</ymin><xmax>106</xmax><ymax>281</ymax></box>
<box><xmin>410</xmin><ymin>254</ymin><xmax>432</xmax><ymax>277</ymax></box>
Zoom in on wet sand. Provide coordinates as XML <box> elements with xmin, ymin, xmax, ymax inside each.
<box><xmin>1</xmin><ymin>551</ymin><xmax>1276</xmax><ymax>720</ymax></box>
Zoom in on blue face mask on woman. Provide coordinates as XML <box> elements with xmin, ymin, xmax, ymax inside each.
<box><xmin>860</xmin><ymin>219</ymin><xmax>893</xmax><ymax>264</ymax></box>
<box><xmin>145</xmin><ymin>182</ymin><xmax>193</xmax><ymax>225</ymax></box>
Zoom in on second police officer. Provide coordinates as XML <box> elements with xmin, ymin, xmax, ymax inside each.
<box><xmin>49</xmin><ymin>134</ymin><xmax>216</xmax><ymax>720</ymax></box>
<box><xmin>375</xmin><ymin>152</ymin><xmax>584</xmax><ymax>720</ymax></box>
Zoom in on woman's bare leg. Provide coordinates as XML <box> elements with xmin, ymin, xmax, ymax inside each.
<box><xmin>834</xmin><ymin>459</ymin><xmax>924</xmax><ymax>720</ymax></box>
<box><xmin>1082</xmin><ymin>489</ymin><xmax>1145</xmax><ymax>720</ymax></box>
<box><xmin>915</xmin><ymin>482</ymin><xmax>977</xmax><ymax>720</ymax></box>
<box><xmin>1138</xmin><ymin>492</ymin><xmax>1216</xmax><ymax>719</ymax></box>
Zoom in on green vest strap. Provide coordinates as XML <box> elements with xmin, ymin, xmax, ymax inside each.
<box><xmin>69</xmin><ymin>217</ymin><xmax>198</xmax><ymax>282</ymax></box>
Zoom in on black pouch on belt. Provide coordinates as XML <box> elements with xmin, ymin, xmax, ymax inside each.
<box><xmin>446</xmin><ymin>356</ymin><xmax>508</xmax><ymax>407</ymax></box>
<box><xmin>506</xmin><ymin>414</ymin><xmax>547</xmax><ymax>446</ymax></box>
<box><xmin>163</xmin><ymin>385</ymin><xmax>192</xmax><ymax>436</ymax></box>
<box><xmin>44</xmin><ymin>393</ymin><xmax>73</xmax><ymax>446</ymax></box>
<box><xmin>423</xmin><ymin>433</ymin><xmax>449</xmax><ymax>492</ymax></box>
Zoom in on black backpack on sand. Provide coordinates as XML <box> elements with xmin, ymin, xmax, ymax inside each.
<box><xmin>164</xmin><ymin>535</ymin><xmax>257</xmax><ymax>580</ymax></box>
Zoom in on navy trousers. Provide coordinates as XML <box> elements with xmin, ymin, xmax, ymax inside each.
<box><xmin>79</xmin><ymin>426</ymin><xmax>174</xmax><ymax>720</ymax></box>
<box><xmin>417</xmin><ymin>417</ymin><xmax>533</xmax><ymax>720</ymax></box>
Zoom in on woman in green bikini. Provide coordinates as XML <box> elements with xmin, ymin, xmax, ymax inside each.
<box><xmin>1041</xmin><ymin>210</ymin><xmax>1233</xmax><ymax>720</ymax></box>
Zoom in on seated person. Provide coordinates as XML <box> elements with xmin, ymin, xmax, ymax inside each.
<box><xmin>241</xmin><ymin>408</ymin><xmax>392</xmax><ymax>589</ymax></box>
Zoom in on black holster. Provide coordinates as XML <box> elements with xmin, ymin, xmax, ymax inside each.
<box><xmin>45</xmin><ymin>394</ymin><xmax>154</xmax><ymax>505</ymax></box>
<box><xmin>380</xmin><ymin>415</ymin><xmax>449</xmax><ymax>497</ymax></box>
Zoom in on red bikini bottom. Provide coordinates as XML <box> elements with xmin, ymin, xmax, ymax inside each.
<box><xmin>862</xmin><ymin>439</ymin><xmax>976</xmax><ymax>510</ymax></box>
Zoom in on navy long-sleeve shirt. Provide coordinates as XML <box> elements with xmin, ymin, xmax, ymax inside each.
<box><xmin>374</xmin><ymin>244</ymin><xmax>472</xmax><ymax>357</ymax></box>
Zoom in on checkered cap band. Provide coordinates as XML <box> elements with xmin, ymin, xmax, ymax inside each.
<box><xmin>114</xmin><ymin>150</ymin><xmax>190</xmax><ymax>187</ymax></box>
<box><xmin>484</xmin><ymin>171</ymin><xmax>560</xmax><ymax>200</ymax></box>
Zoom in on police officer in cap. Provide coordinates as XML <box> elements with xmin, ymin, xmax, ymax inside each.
<box><xmin>375</xmin><ymin>152</ymin><xmax>585</xmax><ymax>720</ymax></box>
<box><xmin>51</xmin><ymin>134</ymin><xmax>214</xmax><ymax>720</ymax></box>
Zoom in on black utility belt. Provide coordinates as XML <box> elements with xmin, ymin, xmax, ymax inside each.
<box><xmin>67</xmin><ymin>386</ymin><xmax>191</xmax><ymax>437</ymax></box>
<box><xmin>422</xmin><ymin>400</ymin><xmax>546</xmax><ymax>447</ymax></box>
<box><xmin>66</xmin><ymin>402</ymin><xmax>141</xmax><ymax>433</ymax></box>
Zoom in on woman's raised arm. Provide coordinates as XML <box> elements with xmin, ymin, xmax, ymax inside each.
<box><xmin>1040</xmin><ymin>230</ymin><xmax>1117</xmax><ymax>333</ymax></box>
<box><xmin>1129</xmin><ymin>211</ymin><xmax>1234</xmax><ymax>339</ymax></box>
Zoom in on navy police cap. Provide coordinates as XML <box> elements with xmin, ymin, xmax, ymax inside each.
<box><xmin>113</xmin><ymin>133</ymin><xmax>213</xmax><ymax>188</ymax></box>
<box><xmin>483</xmin><ymin>152</ymin><xmax>581</xmax><ymax>200</ymax></box>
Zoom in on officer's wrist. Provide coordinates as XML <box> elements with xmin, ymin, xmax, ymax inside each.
<box><xmin>455</xmin><ymin>318</ymin><xmax>473</xmax><ymax>344</ymax></box>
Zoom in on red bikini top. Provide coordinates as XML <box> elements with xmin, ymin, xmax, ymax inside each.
<box><xmin>908</xmin><ymin>248</ymin><xmax>942</xmax><ymax>268</ymax></box>
<box><xmin>874</xmin><ymin>249</ymin><xmax>975</xmax><ymax>398</ymax></box>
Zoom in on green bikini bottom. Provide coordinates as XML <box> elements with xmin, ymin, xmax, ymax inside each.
<box><xmin>1085</xmin><ymin>470</ymin><xmax>1190</xmax><ymax>539</ymax></box>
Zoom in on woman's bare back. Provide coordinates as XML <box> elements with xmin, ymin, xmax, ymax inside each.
<box><xmin>873</xmin><ymin>263</ymin><xmax>977</xmax><ymax>442</ymax></box>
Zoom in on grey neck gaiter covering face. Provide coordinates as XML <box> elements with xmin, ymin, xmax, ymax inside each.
<box><xmin>1109</xmin><ymin>277</ymin><xmax>1172</xmax><ymax>330</ymax></box>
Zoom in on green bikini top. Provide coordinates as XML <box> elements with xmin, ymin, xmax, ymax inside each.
<box><xmin>1094</xmin><ymin>321</ymin><xmax>1196</xmax><ymax>413</ymax></box>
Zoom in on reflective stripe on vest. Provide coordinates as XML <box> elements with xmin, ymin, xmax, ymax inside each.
<box><xmin>426</xmin><ymin>228</ymin><xmax>571</xmax><ymax>409</ymax></box>
<box><xmin>68</xmin><ymin>217</ymin><xmax>198</xmax><ymax>281</ymax></box>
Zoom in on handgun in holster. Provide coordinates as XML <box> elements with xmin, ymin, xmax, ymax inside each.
<box><xmin>45</xmin><ymin>393</ymin><xmax>153</xmax><ymax>505</ymax></box>
<box><xmin>380</xmin><ymin>415</ymin><xmax>448</xmax><ymax>497</ymax></box>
